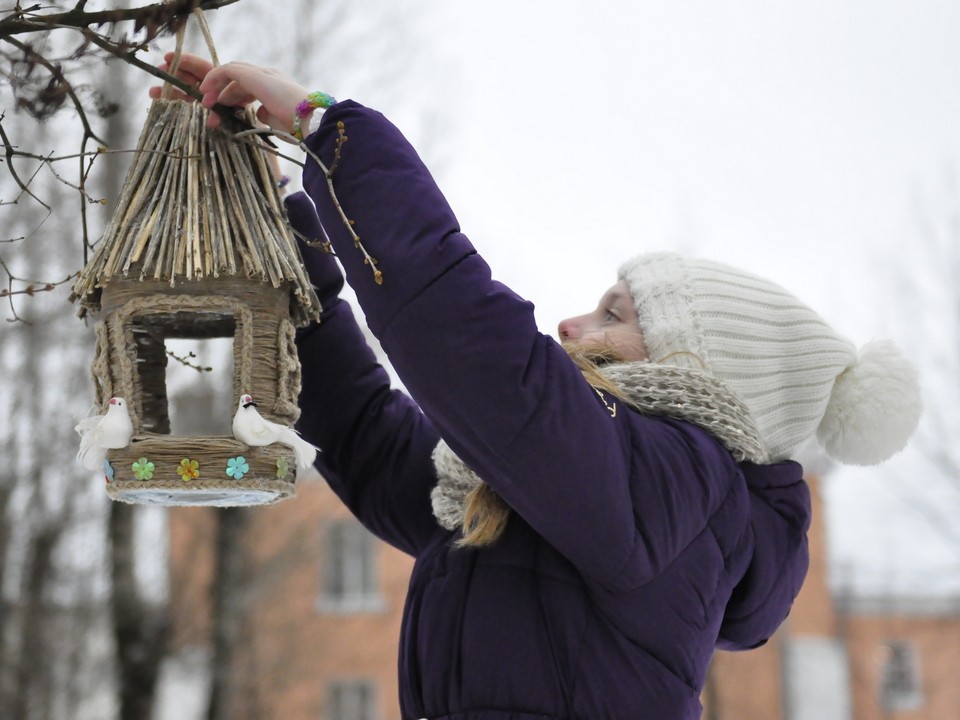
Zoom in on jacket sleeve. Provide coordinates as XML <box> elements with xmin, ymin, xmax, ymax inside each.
<box><xmin>302</xmin><ymin>102</ymin><xmax>665</xmax><ymax>586</ymax></box>
<box><xmin>717</xmin><ymin>462</ymin><xmax>811</xmax><ymax>650</ymax></box>
<box><xmin>287</xmin><ymin>191</ymin><xmax>441</xmax><ymax>557</ymax></box>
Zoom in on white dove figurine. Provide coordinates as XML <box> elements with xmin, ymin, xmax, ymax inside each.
<box><xmin>75</xmin><ymin>397</ymin><xmax>134</xmax><ymax>471</ymax></box>
<box><xmin>232</xmin><ymin>393</ymin><xmax>318</xmax><ymax>469</ymax></box>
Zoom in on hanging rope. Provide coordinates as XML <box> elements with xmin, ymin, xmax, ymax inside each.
<box><xmin>163</xmin><ymin>5</ymin><xmax>220</xmax><ymax>100</ymax></box>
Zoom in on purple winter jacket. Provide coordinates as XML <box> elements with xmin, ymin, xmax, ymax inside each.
<box><xmin>291</xmin><ymin>101</ymin><xmax>812</xmax><ymax>720</ymax></box>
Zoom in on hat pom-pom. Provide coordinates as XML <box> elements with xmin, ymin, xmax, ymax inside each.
<box><xmin>816</xmin><ymin>340</ymin><xmax>922</xmax><ymax>465</ymax></box>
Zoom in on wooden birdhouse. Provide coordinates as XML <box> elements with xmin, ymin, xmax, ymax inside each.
<box><xmin>71</xmin><ymin>98</ymin><xmax>321</xmax><ymax>506</ymax></box>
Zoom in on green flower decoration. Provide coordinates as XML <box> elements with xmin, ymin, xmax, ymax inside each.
<box><xmin>276</xmin><ymin>457</ymin><xmax>289</xmax><ymax>479</ymax></box>
<box><xmin>131</xmin><ymin>457</ymin><xmax>155</xmax><ymax>481</ymax></box>
<box><xmin>226</xmin><ymin>456</ymin><xmax>249</xmax><ymax>480</ymax></box>
<box><xmin>177</xmin><ymin>458</ymin><xmax>200</xmax><ymax>482</ymax></box>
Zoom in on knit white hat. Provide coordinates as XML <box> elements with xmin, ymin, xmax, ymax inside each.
<box><xmin>618</xmin><ymin>252</ymin><xmax>921</xmax><ymax>465</ymax></box>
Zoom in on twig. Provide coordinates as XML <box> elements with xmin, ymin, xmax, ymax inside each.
<box><xmin>233</xmin><ymin>123</ymin><xmax>383</xmax><ymax>285</ymax></box>
<box><xmin>165</xmin><ymin>349</ymin><xmax>212</xmax><ymax>373</ymax></box>
<box><xmin>0</xmin><ymin>145</ymin><xmax>201</xmax><ymax>164</ymax></box>
<box><xmin>79</xmin><ymin>27</ymin><xmax>270</xmax><ymax>142</ymax></box>
<box><xmin>79</xmin><ymin>130</ymin><xmax>93</xmax><ymax>256</ymax></box>
<box><xmin>0</xmin><ymin>0</ymin><xmax>243</xmax><ymax>38</ymax></box>
<box><xmin>39</xmin><ymin>149</ymin><xmax>105</xmax><ymax>204</ymax></box>
<box><xmin>0</xmin><ymin>255</ymin><xmax>77</xmax><ymax>323</ymax></box>
<box><xmin>0</xmin><ymin>113</ymin><xmax>52</xmax><ymax>211</ymax></box>
<box><xmin>2</xmin><ymin>34</ymin><xmax>108</xmax><ymax>146</ymax></box>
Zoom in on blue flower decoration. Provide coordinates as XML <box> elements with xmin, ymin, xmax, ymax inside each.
<box><xmin>103</xmin><ymin>459</ymin><xmax>115</xmax><ymax>483</ymax></box>
<box><xmin>225</xmin><ymin>456</ymin><xmax>250</xmax><ymax>480</ymax></box>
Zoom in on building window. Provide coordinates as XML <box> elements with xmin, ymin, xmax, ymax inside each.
<box><xmin>880</xmin><ymin>640</ymin><xmax>923</xmax><ymax>712</ymax></box>
<box><xmin>328</xmin><ymin>680</ymin><xmax>376</xmax><ymax>720</ymax></box>
<box><xmin>317</xmin><ymin>519</ymin><xmax>384</xmax><ymax>613</ymax></box>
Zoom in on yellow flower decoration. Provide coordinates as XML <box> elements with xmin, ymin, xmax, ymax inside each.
<box><xmin>177</xmin><ymin>458</ymin><xmax>200</xmax><ymax>481</ymax></box>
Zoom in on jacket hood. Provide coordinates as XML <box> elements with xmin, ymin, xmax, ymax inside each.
<box><xmin>718</xmin><ymin>460</ymin><xmax>812</xmax><ymax>650</ymax></box>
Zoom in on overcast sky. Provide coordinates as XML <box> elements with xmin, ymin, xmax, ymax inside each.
<box><xmin>417</xmin><ymin>2</ymin><xmax>960</xmax><ymax>331</ymax></box>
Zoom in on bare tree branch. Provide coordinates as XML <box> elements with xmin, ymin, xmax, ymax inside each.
<box><xmin>0</xmin><ymin>112</ymin><xmax>52</xmax><ymax>211</ymax></box>
<box><xmin>0</xmin><ymin>256</ymin><xmax>77</xmax><ymax>323</ymax></box>
<box><xmin>0</xmin><ymin>0</ymin><xmax>243</xmax><ymax>38</ymax></box>
<box><xmin>0</xmin><ymin>0</ymin><xmax>257</xmax><ymax>319</ymax></box>
<box><xmin>2</xmin><ymin>33</ymin><xmax>108</xmax><ymax>144</ymax></box>
<box><xmin>79</xmin><ymin>25</ymin><xmax>260</xmax><ymax>135</ymax></box>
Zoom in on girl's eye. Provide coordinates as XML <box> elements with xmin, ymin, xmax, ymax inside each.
<box><xmin>604</xmin><ymin>310</ymin><xmax>619</xmax><ymax>322</ymax></box>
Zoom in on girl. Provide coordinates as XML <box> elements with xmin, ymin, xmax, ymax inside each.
<box><xmin>156</xmin><ymin>55</ymin><xmax>921</xmax><ymax>720</ymax></box>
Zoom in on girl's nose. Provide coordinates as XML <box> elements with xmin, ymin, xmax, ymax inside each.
<box><xmin>557</xmin><ymin>317</ymin><xmax>582</xmax><ymax>341</ymax></box>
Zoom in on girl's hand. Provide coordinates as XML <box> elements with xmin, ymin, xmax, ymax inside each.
<box><xmin>148</xmin><ymin>51</ymin><xmax>215</xmax><ymax>103</ymax></box>
<box><xmin>199</xmin><ymin>61</ymin><xmax>308</xmax><ymax>136</ymax></box>
<box><xmin>149</xmin><ymin>52</ymin><xmax>310</xmax><ymax>138</ymax></box>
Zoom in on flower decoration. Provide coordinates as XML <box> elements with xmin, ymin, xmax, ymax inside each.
<box><xmin>132</xmin><ymin>457</ymin><xmax>155</xmax><ymax>481</ymax></box>
<box><xmin>226</xmin><ymin>456</ymin><xmax>249</xmax><ymax>480</ymax></box>
<box><xmin>177</xmin><ymin>458</ymin><xmax>200</xmax><ymax>482</ymax></box>
<box><xmin>276</xmin><ymin>457</ymin><xmax>289</xmax><ymax>479</ymax></box>
<box><xmin>103</xmin><ymin>459</ymin><xmax>115</xmax><ymax>483</ymax></box>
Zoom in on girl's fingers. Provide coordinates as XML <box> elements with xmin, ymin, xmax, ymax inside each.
<box><xmin>148</xmin><ymin>53</ymin><xmax>214</xmax><ymax>102</ymax></box>
<box><xmin>145</xmin><ymin>56</ymin><xmax>312</xmax><ymax>140</ymax></box>
<box><xmin>198</xmin><ymin>62</ymin><xmax>282</xmax><ymax>103</ymax></box>
<box><xmin>216</xmin><ymin>79</ymin><xmax>257</xmax><ymax>108</ymax></box>
<box><xmin>256</xmin><ymin>105</ymin><xmax>299</xmax><ymax>144</ymax></box>
<box><xmin>147</xmin><ymin>85</ymin><xmax>195</xmax><ymax>102</ymax></box>
<box><xmin>157</xmin><ymin>63</ymin><xmax>203</xmax><ymax>87</ymax></box>
<box><xmin>198</xmin><ymin>66</ymin><xmax>237</xmax><ymax>108</ymax></box>
<box><xmin>163</xmin><ymin>51</ymin><xmax>215</xmax><ymax>80</ymax></box>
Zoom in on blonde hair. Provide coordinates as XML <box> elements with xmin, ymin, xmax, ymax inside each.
<box><xmin>457</xmin><ymin>343</ymin><xmax>631</xmax><ymax>548</ymax></box>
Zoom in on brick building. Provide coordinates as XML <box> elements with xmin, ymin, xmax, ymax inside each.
<box><xmin>166</xmin><ymin>475</ymin><xmax>413</xmax><ymax>720</ymax></box>
<box><xmin>165</xmin><ymin>470</ymin><xmax>960</xmax><ymax>720</ymax></box>
<box><xmin>702</xmin><ymin>473</ymin><xmax>960</xmax><ymax>720</ymax></box>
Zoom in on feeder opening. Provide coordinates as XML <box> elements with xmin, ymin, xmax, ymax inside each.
<box><xmin>131</xmin><ymin>312</ymin><xmax>238</xmax><ymax>436</ymax></box>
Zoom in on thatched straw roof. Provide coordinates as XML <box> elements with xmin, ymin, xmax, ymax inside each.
<box><xmin>72</xmin><ymin>98</ymin><xmax>320</xmax><ymax>325</ymax></box>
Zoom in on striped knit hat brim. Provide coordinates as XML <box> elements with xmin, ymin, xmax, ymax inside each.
<box><xmin>618</xmin><ymin>252</ymin><xmax>921</xmax><ymax>465</ymax></box>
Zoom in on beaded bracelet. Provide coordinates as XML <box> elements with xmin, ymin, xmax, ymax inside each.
<box><xmin>292</xmin><ymin>91</ymin><xmax>337</xmax><ymax>141</ymax></box>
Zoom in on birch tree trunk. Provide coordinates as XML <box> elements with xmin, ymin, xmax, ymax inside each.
<box><xmin>206</xmin><ymin>507</ymin><xmax>253</xmax><ymax>720</ymax></box>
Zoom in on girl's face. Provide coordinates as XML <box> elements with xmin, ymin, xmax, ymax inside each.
<box><xmin>557</xmin><ymin>280</ymin><xmax>648</xmax><ymax>361</ymax></box>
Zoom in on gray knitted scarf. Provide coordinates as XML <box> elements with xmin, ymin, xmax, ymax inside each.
<box><xmin>430</xmin><ymin>360</ymin><xmax>770</xmax><ymax>531</ymax></box>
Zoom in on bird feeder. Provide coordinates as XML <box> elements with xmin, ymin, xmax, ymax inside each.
<box><xmin>71</xmin><ymin>97</ymin><xmax>320</xmax><ymax>507</ymax></box>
